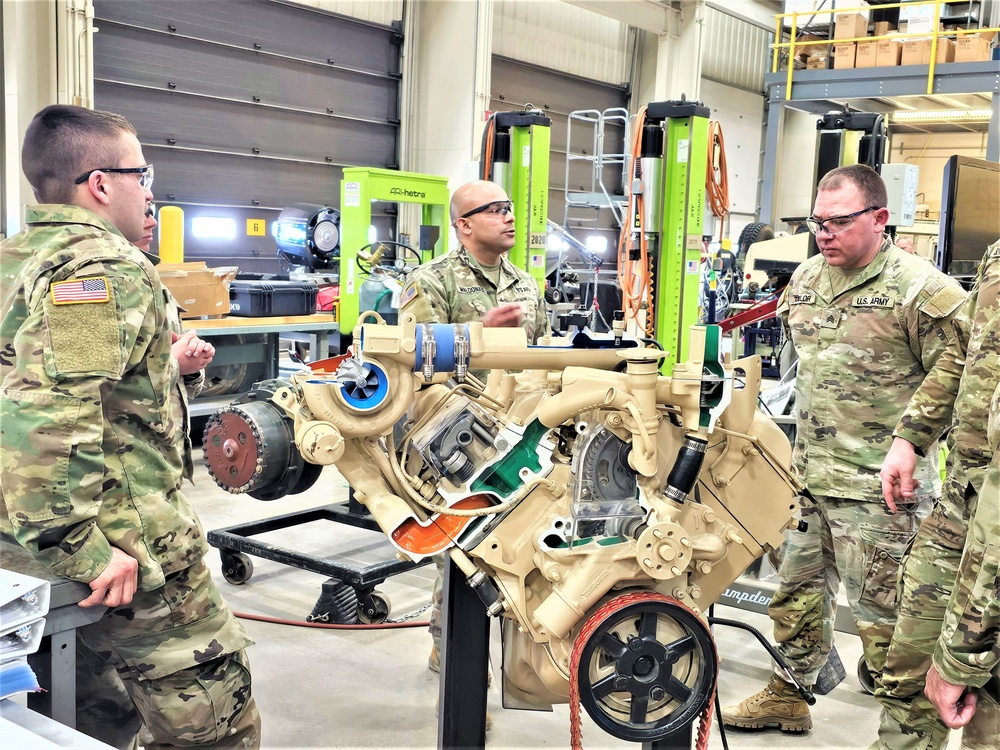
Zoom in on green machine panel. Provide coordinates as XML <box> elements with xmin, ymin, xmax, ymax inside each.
<box><xmin>339</xmin><ymin>168</ymin><xmax>450</xmax><ymax>332</ymax></box>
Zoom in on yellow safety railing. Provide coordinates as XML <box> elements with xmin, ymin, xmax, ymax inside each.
<box><xmin>772</xmin><ymin>0</ymin><xmax>999</xmax><ymax>98</ymax></box>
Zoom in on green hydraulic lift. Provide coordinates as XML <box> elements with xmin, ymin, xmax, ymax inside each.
<box><xmin>483</xmin><ymin>111</ymin><xmax>551</xmax><ymax>292</ymax></box>
<box><xmin>339</xmin><ymin>167</ymin><xmax>450</xmax><ymax>332</ymax></box>
<box><xmin>637</xmin><ymin>101</ymin><xmax>710</xmax><ymax>371</ymax></box>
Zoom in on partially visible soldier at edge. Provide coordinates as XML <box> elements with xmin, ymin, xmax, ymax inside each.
<box><xmin>721</xmin><ymin>164</ymin><xmax>968</xmax><ymax>734</ymax></box>
<box><xmin>0</xmin><ymin>104</ymin><xmax>260</xmax><ymax>749</ymax></box>
<box><xmin>872</xmin><ymin>236</ymin><xmax>1000</xmax><ymax>750</ymax></box>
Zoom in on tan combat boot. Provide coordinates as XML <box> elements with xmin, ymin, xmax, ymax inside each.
<box><xmin>721</xmin><ymin>674</ymin><xmax>813</xmax><ymax>732</ymax></box>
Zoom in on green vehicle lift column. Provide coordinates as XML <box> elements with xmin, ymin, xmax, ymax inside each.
<box><xmin>490</xmin><ymin>112</ymin><xmax>551</xmax><ymax>291</ymax></box>
<box><xmin>647</xmin><ymin>101</ymin><xmax>710</xmax><ymax>371</ymax></box>
<box><xmin>339</xmin><ymin>167</ymin><xmax>450</xmax><ymax>333</ymax></box>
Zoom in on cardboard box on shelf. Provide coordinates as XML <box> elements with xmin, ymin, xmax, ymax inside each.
<box><xmin>834</xmin><ymin>13</ymin><xmax>869</xmax><ymax>39</ymax></box>
<box><xmin>806</xmin><ymin>53</ymin><xmax>830</xmax><ymax>69</ymax></box>
<box><xmin>855</xmin><ymin>40</ymin><xmax>879</xmax><ymax>67</ymax></box>
<box><xmin>875</xmin><ymin>39</ymin><xmax>903</xmax><ymax>66</ymax></box>
<box><xmin>834</xmin><ymin>0</ymin><xmax>869</xmax><ymax>19</ymax></box>
<box><xmin>955</xmin><ymin>35</ymin><xmax>993</xmax><ymax>63</ymax></box>
<box><xmin>158</xmin><ymin>262</ymin><xmax>238</xmax><ymax>319</ymax></box>
<box><xmin>833</xmin><ymin>42</ymin><xmax>857</xmax><ymax>68</ymax></box>
<box><xmin>900</xmin><ymin>37</ymin><xmax>956</xmax><ymax>66</ymax></box>
<box><xmin>873</xmin><ymin>21</ymin><xmax>895</xmax><ymax>37</ymax></box>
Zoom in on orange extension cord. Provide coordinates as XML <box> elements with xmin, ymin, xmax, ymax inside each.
<box><xmin>705</xmin><ymin>119</ymin><xmax>730</xmax><ymax>240</ymax></box>
<box><xmin>617</xmin><ymin>106</ymin><xmax>654</xmax><ymax>336</ymax></box>
<box><xmin>235</xmin><ymin>611</ymin><xmax>430</xmax><ymax>630</ymax></box>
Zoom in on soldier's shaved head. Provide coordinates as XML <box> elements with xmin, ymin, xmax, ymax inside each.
<box><xmin>22</xmin><ymin>105</ymin><xmax>136</xmax><ymax>204</ymax></box>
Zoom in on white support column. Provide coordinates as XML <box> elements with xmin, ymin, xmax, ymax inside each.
<box><xmin>2</xmin><ymin>0</ymin><xmax>58</xmax><ymax>237</ymax></box>
<box><xmin>631</xmin><ymin>0</ymin><xmax>704</xmax><ymax>108</ymax></box>
<box><xmin>399</xmin><ymin>0</ymin><xmax>495</xmax><ymax>246</ymax></box>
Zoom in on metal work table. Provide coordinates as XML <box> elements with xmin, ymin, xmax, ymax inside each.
<box><xmin>182</xmin><ymin>313</ymin><xmax>339</xmax><ymax>416</ymax></box>
<box><xmin>0</xmin><ymin>537</ymin><xmax>106</xmax><ymax>729</ymax></box>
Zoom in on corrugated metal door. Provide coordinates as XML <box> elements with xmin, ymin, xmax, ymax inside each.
<box><xmin>93</xmin><ymin>0</ymin><xmax>401</xmax><ymax>272</ymax></box>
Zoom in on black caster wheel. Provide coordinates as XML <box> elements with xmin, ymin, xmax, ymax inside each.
<box><xmin>857</xmin><ymin>656</ymin><xmax>877</xmax><ymax>695</ymax></box>
<box><xmin>221</xmin><ymin>551</ymin><xmax>254</xmax><ymax>585</ymax></box>
<box><xmin>358</xmin><ymin>590</ymin><xmax>391</xmax><ymax>624</ymax></box>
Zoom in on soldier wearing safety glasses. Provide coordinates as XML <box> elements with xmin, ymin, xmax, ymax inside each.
<box><xmin>0</xmin><ymin>105</ymin><xmax>260</xmax><ymax>749</ymax></box>
<box><xmin>722</xmin><ymin>164</ymin><xmax>969</xmax><ymax>739</ymax></box>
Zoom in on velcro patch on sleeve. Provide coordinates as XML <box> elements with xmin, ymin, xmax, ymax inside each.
<box><xmin>45</xmin><ymin>280</ymin><xmax>121</xmax><ymax>377</ymax></box>
<box><xmin>920</xmin><ymin>283</ymin><xmax>967</xmax><ymax>318</ymax></box>
<box><xmin>50</xmin><ymin>276</ymin><xmax>110</xmax><ymax>305</ymax></box>
<box><xmin>399</xmin><ymin>282</ymin><xmax>420</xmax><ymax>309</ymax></box>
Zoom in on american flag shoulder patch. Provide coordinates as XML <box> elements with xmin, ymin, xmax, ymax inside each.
<box><xmin>399</xmin><ymin>283</ymin><xmax>419</xmax><ymax>309</ymax></box>
<box><xmin>51</xmin><ymin>276</ymin><xmax>111</xmax><ymax>305</ymax></box>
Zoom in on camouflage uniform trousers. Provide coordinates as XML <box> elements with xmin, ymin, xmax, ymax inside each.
<box><xmin>768</xmin><ymin>493</ymin><xmax>930</xmax><ymax>687</ymax></box>
<box><xmin>79</xmin><ymin>559</ymin><xmax>260</xmax><ymax>748</ymax></box>
<box><xmin>872</xmin><ymin>476</ymin><xmax>975</xmax><ymax>750</ymax></box>
<box><xmin>959</xmin><ymin>673</ymin><xmax>1000</xmax><ymax>750</ymax></box>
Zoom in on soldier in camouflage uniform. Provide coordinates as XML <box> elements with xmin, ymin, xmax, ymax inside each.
<box><xmin>722</xmin><ymin>165</ymin><xmax>968</xmax><ymax>733</ymax></box>
<box><xmin>399</xmin><ymin>180</ymin><xmax>547</xmax><ymax>682</ymax></box>
<box><xmin>872</xmin><ymin>238</ymin><xmax>1000</xmax><ymax>750</ymax></box>
<box><xmin>0</xmin><ymin>105</ymin><xmax>259</xmax><ymax>748</ymax></box>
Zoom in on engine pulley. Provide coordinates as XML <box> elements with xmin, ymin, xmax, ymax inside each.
<box><xmin>570</xmin><ymin>592</ymin><xmax>717</xmax><ymax>744</ymax></box>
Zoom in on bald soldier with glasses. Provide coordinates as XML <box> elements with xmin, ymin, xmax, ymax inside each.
<box><xmin>721</xmin><ymin>164</ymin><xmax>969</xmax><ymax>739</ymax></box>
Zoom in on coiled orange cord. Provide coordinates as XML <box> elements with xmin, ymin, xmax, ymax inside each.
<box><xmin>706</xmin><ymin>119</ymin><xmax>730</xmax><ymax>239</ymax></box>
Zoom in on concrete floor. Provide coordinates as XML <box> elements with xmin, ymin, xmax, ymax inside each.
<box><xmin>188</xmin><ymin>445</ymin><xmax>960</xmax><ymax>750</ymax></box>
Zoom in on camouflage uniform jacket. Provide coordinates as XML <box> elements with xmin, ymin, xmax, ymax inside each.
<box><xmin>777</xmin><ymin>236</ymin><xmax>967</xmax><ymax>501</ymax></box>
<box><xmin>399</xmin><ymin>245</ymin><xmax>547</xmax><ymax>343</ymax></box>
<box><xmin>896</xmin><ymin>242</ymin><xmax>1000</xmax><ymax>493</ymax></box>
<box><xmin>932</xmin><ymin>379</ymin><xmax>1000</xmax><ymax>687</ymax></box>
<box><xmin>0</xmin><ymin>205</ymin><xmax>206</xmax><ymax>590</ymax></box>
<box><xmin>926</xmin><ymin>241</ymin><xmax>1000</xmax><ymax>688</ymax></box>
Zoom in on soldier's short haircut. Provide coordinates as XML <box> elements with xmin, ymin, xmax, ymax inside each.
<box><xmin>22</xmin><ymin>105</ymin><xmax>137</xmax><ymax>204</ymax></box>
<box><xmin>817</xmin><ymin>164</ymin><xmax>888</xmax><ymax>209</ymax></box>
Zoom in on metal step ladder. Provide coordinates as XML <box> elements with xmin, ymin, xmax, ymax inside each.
<box><xmin>562</xmin><ymin>107</ymin><xmax>630</xmax><ymax>234</ymax></box>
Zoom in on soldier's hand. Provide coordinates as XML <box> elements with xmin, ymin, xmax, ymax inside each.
<box><xmin>925</xmin><ymin>664</ymin><xmax>977</xmax><ymax>728</ymax></box>
<box><xmin>171</xmin><ymin>330</ymin><xmax>216</xmax><ymax>375</ymax></box>
<box><xmin>80</xmin><ymin>548</ymin><xmax>139</xmax><ymax>608</ymax></box>
<box><xmin>880</xmin><ymin>436</ymin><xmax>919</xmax><ymax>514</ymax></box>
<box><xmin>482</xmin><ymin>302</ymin><xmax>525</xmax><ymax>328</ymax></box>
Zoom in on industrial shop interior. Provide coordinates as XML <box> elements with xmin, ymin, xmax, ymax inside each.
<box><xmin>1</xmin><ymin>0</ymin><xmax>998</xmax><ymax>749</ymax></box>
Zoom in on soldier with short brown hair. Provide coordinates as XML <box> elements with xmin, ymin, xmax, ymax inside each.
<box><xmin>0</xmin><ymin>104</ymin><xmax>260</xmax><ymax>748</ymax></box>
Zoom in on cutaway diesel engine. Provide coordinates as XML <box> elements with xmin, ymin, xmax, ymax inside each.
<box><xmin>204</xmin><ymin>314</ymin><xmax>801</xmax><ymax>743</ymax></box>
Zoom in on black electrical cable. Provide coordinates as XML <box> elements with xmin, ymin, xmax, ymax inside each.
<box><xmin>708</xmin><ymin>614</ymin><xmax>816</xmax><ymax>705</ymax></box>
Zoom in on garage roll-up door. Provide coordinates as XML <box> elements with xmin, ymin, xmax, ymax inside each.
<box><xmin>93</xmin><ymin>0</ymin><xmax>401</xmax><ymax>272</ymax></box>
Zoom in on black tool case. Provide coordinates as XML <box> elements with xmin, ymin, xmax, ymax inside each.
<box><xmin>229</xmin><ymin>279</ymin><xmax>319</xmax><ymax>317</ymax></box>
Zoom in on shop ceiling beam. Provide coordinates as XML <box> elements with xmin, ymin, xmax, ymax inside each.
<box><xmin>561</xmin><ymin>0</ymin><xmax>681</xmax><ymax>36</ymax></box>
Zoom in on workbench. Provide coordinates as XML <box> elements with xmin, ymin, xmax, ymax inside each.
<box><xmin>0</xmin><ymin>537</ymin><xmax>106</xmax><ymax>729</ymax></box>
<box><xmin>182</xmin><ymin>313</ymin><xmax>339</xmax><ymax>416</ymax></box>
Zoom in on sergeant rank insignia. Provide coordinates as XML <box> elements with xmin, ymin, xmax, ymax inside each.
<box><xmin>51</xmin><ymin>276</ymin><xmax>110</xmax><ymax>305</ymax></box>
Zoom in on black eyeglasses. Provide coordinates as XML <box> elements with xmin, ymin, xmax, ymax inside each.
<box><xmin>74</xmin><ymin>164</ymin><xmax>154</xmax><ymax>190</ymax></box>
<box><xmin>805</xmin><ymin>206</ymin><xmax>881</xmax><ymax>236</ymax></box>
<box><xmin>459</xmin><ymin>200</ymin><xmax>513</xmax><ymax>220</ymax></box>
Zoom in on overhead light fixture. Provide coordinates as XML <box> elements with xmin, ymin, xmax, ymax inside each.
<box><xmin>892</xmin><ymin>109</ymin><xmax>992</xmax><ymax>123</ymax></box>
<box><xmin>191</xmin><ymin>216</ymin><xmax>237</xmax><ymax>240</ymax></box>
